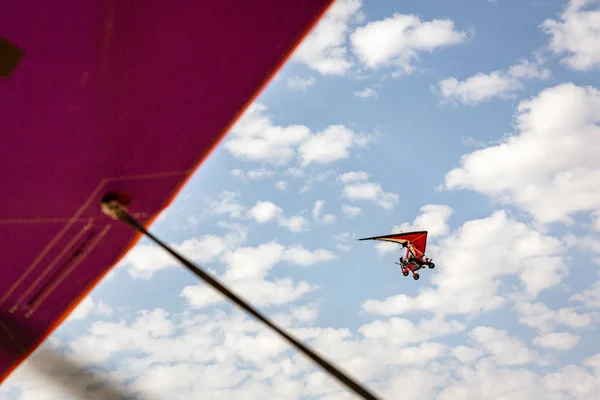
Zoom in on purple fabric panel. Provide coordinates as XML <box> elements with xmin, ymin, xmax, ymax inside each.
<box><xmin>0</xmin><ymin>0</ymin><xmax>331</xmax><ymax>381</ymax></box>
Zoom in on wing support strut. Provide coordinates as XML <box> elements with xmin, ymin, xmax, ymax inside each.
<box><xmin>100</xmin><ymin>192</ymin><xmax>381</xmax><ymax>400</ymax></box>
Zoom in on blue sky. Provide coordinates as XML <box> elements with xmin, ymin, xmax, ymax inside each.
<box><xmin>3</xmin><ymin>0</ymin><xmax>600</xmax><ymax>398</ymax></box>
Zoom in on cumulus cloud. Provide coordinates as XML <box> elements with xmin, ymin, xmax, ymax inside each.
<box><xmin>443</xmin><ymin>83</ymin><xmax>600</xmax><ymax>227</ymax></box>
<box><xmin>67</xmin><ymin>297</ymin><xmax>113</xmax><ymax>321</ymax></box>
<box><xmin>374</xmin><ymin>204</ymin><xmax>454</xmax><ymax>254</ymax></box>
<box><xmin>571</xmin><ymin>279</ymin><xmax>600</xmax><ymax>309</ymax></box>
<box><xmin>434</xmin><ymin>57</ymin><xmax>551</xmax><ymax>106</ymax></box>
<box><xmin>247</xmin><ymin>201</ymin><xmax>309</xmax><ymax>232</ymax></box>
<box><xmin>248</xmin><ymin>201</ymin><xmax>282</xmax><ymax>224</ymax></box>
<box><xmin>291</xmin><ymin>1</ymin><xmax>470</xmax><ymax>78</ymax></box>
<box><xmin>469</xmin><ymin>326</ymin><xmax>540</xmax><ymax>366</ymax></box>
<box><xmin>338</xmin><ymin>170</ymin><xmax>369</xmax><ymax>183</ymax></box>
<box><xmin>342</xmin><ymin>204</ymin><xmax>362</xmax><ymax>217</ymax></box>
<box><xmin>342</xmin><ymin>182</ymin><xmax>399</xmax><ymax>209</ymax></box>
<box><xmin>338</xmin><ymin>170</ymin><xmax>398</xmax><ymax>209</ymax></box>
<box><xmin>292</xmin><ymin>0</ymin><xmax>363</xmax><ymax>75</ymax></box>
<box><xmin>286</xmin><ymin>76</ymin><xmax>316</xmax><ymax>90</ymax></box>
<box><xmin>514</xmin><ymin>300</ymin><xmax>593</xmax><ymax>334</ymax></box>
<box><xmin>312</xmin><ymin>200</ymin><xmax>336</xmax><ymax>224</ymax></box>
<box><xmin>533</xmin><ymin>332</ymin><xmax>581</xmax><ymax>351</ymax></box>
<box><xmin>181</xmin><ymin>241</ymin><xmax>336</xmax><ymax>309</ymax></box>
<box><xmin>298</xmin><ymin>125</ymin><xmax>372</xmax><ymax>166</ymax></box>
<box><xmin>350</xmin><ymin>13</ymin><xmax>470</xmax><ymax>75</ymax></box>
<box><xmin>275</xmin><ymin>180</ymin><xmax>288</xmax><ymax>191</ymax></box>
<box><xmin>226</xmin><ymin>103</ymin><xmax>373</xmax><ymax>167</ymax></box>
<box><xmin>279</xmin><ymin>215</ymin><xmax>310</xmax><ymax>232</ymax></box>
<box><xmin>6</xmin><ymin>308</ymin><xmax>600</xmax><ymax>400</ymax></box>
<box><xmin>542</xmin><ymin>0</ymin><xmax>600</xmax><ymax>71</ymax></box>
<box><xmin>116</xmin><ymin>225</ymin><xmax>248</xmax><ymax>279</ymax></box>
<box><xmin>204</xmin><ymin>191</ymin><xmax>247</xmax><ymax>219</ymax></box>
<box><xmin>354</xmin><ymin>87</ymin><xmax>377</xmax><ymax>99</ymax></box>
<box><xmin>204</xmin><ymin>193</ymin><xmax>309</xmax><ymax>233</ymax></box>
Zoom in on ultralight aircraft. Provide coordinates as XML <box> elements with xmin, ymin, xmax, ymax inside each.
<box><xmin>359</xmin><ymin>231</ymin><xmax>435</xmax><ymax>280</ymax></box>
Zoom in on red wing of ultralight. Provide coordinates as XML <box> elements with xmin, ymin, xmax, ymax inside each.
<box><xmin>0</xmin><ymin>0</ymin><xmax>334</xmax><ymax>384</ymax></box>
<box><xmin>359</xmin><ymin>231</ymin><xmax>429</xmax><ymax>258</ymax></box>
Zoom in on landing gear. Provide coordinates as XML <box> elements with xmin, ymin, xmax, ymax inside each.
<box><xmin>428</xmin><ymin>262</ymin><xmax>435</xmax><ymax>269</ymax></box>
<box><xmin>413</xmin><ymin>273</ymin><xmax>420</xmax><ymax>280</ymax></box>
<box><xmin>402</xmin><ymin>268</ymin><xmax>409</xmax><ymax>276</ymax></box>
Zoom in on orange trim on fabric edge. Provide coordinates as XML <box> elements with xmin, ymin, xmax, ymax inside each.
<box><xmin>0</xmin><ymin>0</ymin><xmax>335</xmax><ymax>385</ymax></box>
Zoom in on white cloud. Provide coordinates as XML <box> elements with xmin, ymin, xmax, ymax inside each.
<box><xmin>225</xmin><ymin>103</ymin><xmax>310</xmax><ymax>165</ymax></box>
<box><xmin>339</xmin><ymin>171</ymin><xmax>398</xmax><ymax>209</ymax></box>
<box><xmin>204</xmin><ymin>191</ymin><xmax>246</xmax><ymax>219</ymax></box>
<box><xmin>286</xmin><ymin>76</ymin><xmax>316</xmax><ymax>90</ymax></box>
<box><xmin>334</xmin><ymin>232</ymin><xmax>352</xmax><ymax>241</ymax></box>
<box><xmin>564</xmin><ymin>234</ymin><xmax>600</xmax><ymax>263</ymax></box>
<box><xmin>279</xmin><ymin>215</ymin><xmax>310</xmax><ymax>232</ymax></box>
<box><xmin>541</xmin><ymin>0</ymin><xmax>600</xmax><ymax>71</ymax></box>
<box><xmin>514</xmin><ymin>300</ymin><xmax>593</xmax><ymax>334</ymax></box>
<box><xmin>443</xmin><ymin>83</ymin><xmax>600</xmax><ymax>227</ymax></box>
<box><xmin>436</xmin><ymin>71</ymin><xmax>522</xmax><ymax>105</ymax></box>
<box><xmin>342</xmin><ymin>182</ymin><xmax>399</xmax><ymax>209</ymax></box>
<box><xmin>299</xmin><ymin>185</ymin><xmax>311</xmax><ymax>194</ymax></box>
<box><xmin>507</xmin><ymin>57</ymin><xmax>552</xmax><ymax>79</ymax></box>
<box><xmin>469</xmin><ymin>326</ymin><xmax>539</xmax><ymax>366</ymax></box>
<box><xmin>6</xmin><ymin>303</ymin><xmax>600</xmax><ymax>400</ymax></box>
<box><xmin>298</xmin><ymin>125</ymin><xmax>371</xmax><ymax>166</ymax></box>
<box><xmin>182</xmin><ymin>278</ymin><xmax>316</xmax><ymax>309</ymax></box>
<box><xmin>571</xmin><ymin>279</ymin><xmax>600</xmax><ymax>308</ymax></box>
<box><xmin>292</xmin><ymin>0</ymin><xmax>363</xmax><ymax>75</ymax></box>
<box><xmin>116</xmin><ymin>226</ymin><xmax>247</xmax><ymax>279</ymax></box>
<box><xmin>362</xmin><ymin>210</ymin><xmax>567</xmax><ymax>317</ymax></box>
<box><xmin>275</xmin><ymin>180</ymin><xmax>288</xmax><ymax>191</ymax></box>
<box><xmin>440</xmin><ymin>358</ymin><xmax>600</xmax><ymax>400</ymax></box>
<box><xmin>290</xmin><ymin>304</ymin><xmax>320</xmax><ymax>323</ymax></box>
<box><xmin>350</xmin><ymin>13</ymin><xmax>469</xmax><ymax>75</ymax></box>
<box><xmin>282</xmin><ymin>245</ymin><xmax>338</xmax><ymax>266</ymax></box>
<box><xmin>67</xmin><ymin>297</ymin><xmax>113</xmax><ymax>321</ymax></box>
<box><xmin>292</xmin><ymin>3</ymin><xmax>469</xmax><ymax>78</ymax></box>
<box><xmin>205</xmin><ymin>195</ymin><xmax>309</xmax><ymax>233</ymax></box>
<box><xmin>373</xmin><ymin>204</ymin><xmax>453</xmax><ymax>254</ymax></box>
<box><xmin>337</xmin><ymin>244</ymin><xmax>352</xmax><ymax>252</ymax></box>
<box><xmin>231</xmin><ymin>168</ymin><xmax>275</xmax><ymax>182</ymax></box>
<box><xmin>398</xmin><ymin>204</ymin><xmax>453</xmax><ymax>237</ymax></box>
<box><xmin>322</xmin><ymin>214</ymin><xmax>337</xmax><ymax>224</ymax></box>
<box><xmin>247</xmin><ymin>168</ymin><xmax>275</xmax><ymax>180</ymax></box>
<box><xmin>452</xmin><ymin>345</ymin><xmax>484</xmax><ymax>363</ymax></box>
<box><xmin>248</xmin><ymin>201</ymin><xmax>282</xmax><ymax>223</ymax></box>
<box><xmin>434</xmin><ymin>58</ymin><xmax>551</xmax><ymax>106</ymax></box>
<box><xmin>247</xmin><ymin>200</ymin><xmax>309</xmax><ymax>232</ymax></box>
<box><xmin>313</xmin><ymin>200</ymin><xmax>326</xmax><ymax>219</ymax></box>
<box><xmin>226</xmin><ymin>103</ymin><xmax>372</xmax><ymax>167</ymax></box>
<box><xmin>342</xmin><ymin>204</ymin><xmax>362</xmax><ymax>217</ymax></box>
<box><xmin>312</xmin><ymin>200</ymin><xmax>337</xmax><ymax>224</ymax></box>
<box><xmin>181</xmin><ymin>242</ymin><xmax>335</xmax><ymax>309</ymax></box>
<box><xmin>354</xmin><ymin>87</ymin><xmax>377</xmax><ymax>99</ymax></box>
<box><xmin>533</xmin><ymin>332</ymin><xmax>581</xmax><ymax>351</ymax></box>
<box><xmin>338</xmin><ymin>170</ymin><xmax>369</xmax><ymax>183</ymax></box>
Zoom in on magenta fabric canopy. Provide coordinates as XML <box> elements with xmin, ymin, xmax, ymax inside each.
<box><xmin>0</xmin><ymin>0</ymin><xmax>333</xmax><ymax>383</ymax></box>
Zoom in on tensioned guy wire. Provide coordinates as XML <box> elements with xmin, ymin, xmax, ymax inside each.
<box><xmin>100</xmin><ymin>192</ymin><xmax>382</xmax><ymax>400</ymax></box>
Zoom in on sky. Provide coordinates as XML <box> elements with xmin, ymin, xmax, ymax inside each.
<box><xmin>2</xmin><ymin>0</ymin><xmax>600</xmax><ymax>398</ymax></box>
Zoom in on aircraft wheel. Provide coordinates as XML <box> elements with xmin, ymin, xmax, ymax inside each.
<box><xmin>429</xmin><ymin>262</ymin><xmax>435</xmax><ymax>269</ymax></box>
<box><xmin>413</xmin><ymin>273</ymin><xmax>420</xmax><ymax>280</ymax></box>
<box><xmin>402</xmin><ymin>269</ymin><xmax>409</xmax><ymax>276</ymax></box>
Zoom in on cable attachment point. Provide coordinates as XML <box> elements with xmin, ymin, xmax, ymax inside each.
<box><xmin>100</xmin><ymin>192</ymin><xmax>131</xmax><ymax>221</ymax></box>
